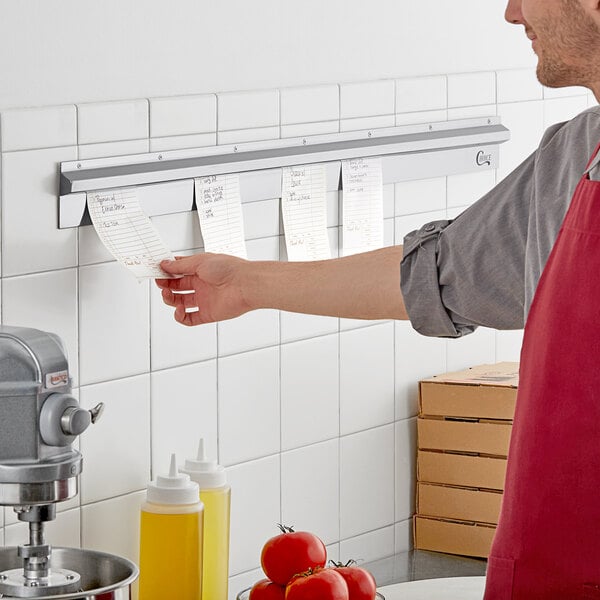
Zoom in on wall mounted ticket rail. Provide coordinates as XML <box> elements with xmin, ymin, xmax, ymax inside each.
<box><xmin>58</xmin><ymin>117</ymin><xmax>509</xmax><ymax>228</ymax></box>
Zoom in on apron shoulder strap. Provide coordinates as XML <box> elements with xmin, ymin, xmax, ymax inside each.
<box><xmin>584</xmin><ymin>142</ymin><xmax>600</xmax><ymax>175</ymax></box>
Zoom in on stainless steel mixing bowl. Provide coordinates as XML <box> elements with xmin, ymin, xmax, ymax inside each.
<box><xmin>0</xmin><ymin>547</ymin><xmax>138</xmax><ymax>599</ymax></box>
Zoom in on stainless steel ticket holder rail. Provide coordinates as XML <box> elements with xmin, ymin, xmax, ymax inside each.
<box><xmin>58</xmin><ymin>116</ymin><xmax>510</xmax><ymax>229</ymax></box>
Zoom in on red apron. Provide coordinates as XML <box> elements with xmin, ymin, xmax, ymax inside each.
<box><xmin>484</xmin><ymin>144</ymin><xmax>600</xmax><ymax>599</ymax></box>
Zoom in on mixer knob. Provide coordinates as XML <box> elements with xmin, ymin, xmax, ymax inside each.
<box><xmin>40</xmin><ymin>394</ymin><xmax>104</xmax><ymax>446</ymax></box>
<box><xmin>61</xmin><ymin>406</ymin><xmax>91</xmax><ymax>436</ymax></box>
<box><xmin>61</xmin><ymin>402</ymin><xmax>104</xmax><ymax>435</ymax></box>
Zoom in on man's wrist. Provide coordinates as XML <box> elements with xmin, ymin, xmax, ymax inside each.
<box><xmin>239</xmin><ymin>259</ymin><xmax>281</xmax><ymax>312</ymax></box>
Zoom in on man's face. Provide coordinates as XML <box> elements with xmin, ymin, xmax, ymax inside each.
<box><xmin>505</xmin><ymin>0</ymin><xmax>600</xmax><ymax>89</ymax></box>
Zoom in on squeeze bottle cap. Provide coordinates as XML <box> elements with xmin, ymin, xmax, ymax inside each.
<box><xmin>181</xmin><ymin>439</ymin><xmax>227</xmax><ymax>488</ymax></box>
<box><xmin>146</xmin><ymin>454</ymin><xmax>200</xmax><ymax>505</ymax></box>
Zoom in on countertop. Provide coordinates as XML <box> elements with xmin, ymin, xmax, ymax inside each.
<box><xmin>363</xmin><ymin>550</ymin><xmax>487</xmax><ymax>588</ymax></box>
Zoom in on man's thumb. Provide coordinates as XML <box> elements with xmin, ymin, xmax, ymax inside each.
<box><xmin>160</xmin><ymin>255</ymin><xmax>198</xmax><ymax>275</ymax></box>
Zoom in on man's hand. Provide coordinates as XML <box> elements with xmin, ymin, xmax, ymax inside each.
<box><xmin>156</xmin><ymin>253</ymin><xmax>253</xmax><ymax>327</ymax></box>
<box><xmin>156</xmin><ymin>246</ymin><xmax>409</xmax><ymax>326</ymax></box>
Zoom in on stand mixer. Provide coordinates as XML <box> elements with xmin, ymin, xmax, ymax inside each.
<box><xmin>0</xmin><ymin>326</ymin><xmax>138</xmax><ymax>599</ymax></box>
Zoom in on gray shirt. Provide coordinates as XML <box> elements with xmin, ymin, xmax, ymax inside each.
<box><xmin>400</xmin><ymin>104</ymin><xmax>600</xmax><ymax>338</ymax></box>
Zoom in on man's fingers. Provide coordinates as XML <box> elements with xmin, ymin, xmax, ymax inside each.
<box><xmin>160</xmin><ymin>255</ymin><xmax>201</xmax><ymax>276</ymax></box>
<box><xmin>155</xmin><ymin>275</ymin><xmax>198</xmax><ymax>291</ymax></box>
<box><xmin>161</xmin><ymin>289</ymin><xmax>198</xmax><ymax>309</ymax></box>
<box><xmin>174</xmin><ymin>306</ymin><xmax>206</xmax><ymax>327</ymax></box>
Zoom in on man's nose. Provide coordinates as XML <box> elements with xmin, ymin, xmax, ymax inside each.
<box><xmin>505</xmin><ymin>0</ymin><xmax>524</xmax><ymax>24</ymax></box>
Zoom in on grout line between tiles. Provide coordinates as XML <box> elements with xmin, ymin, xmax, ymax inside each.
<box><xmin>278</xmin><ymin>284</ymin><xmax>283</xmax><ymax>526</ymax></box>
<box><xmin>392</xmin><ymin>314</ymin><xmax>397</xmax><ymax>552</ymax></box>
<box><xmin>75</xmin><ymin>111</ymin><xmax>83</xmax><ymax>550</ymax></box>
<box><xmin>216</xmin><ymin>320</ymin><xmax>221</xmax><ymax>465</ymax></box>
<box><xmin>0</xmin><ymin>163</ymin><xmax>3</xmax><ymax>302</ymax></box>
<box><xmin>0</xmin><ymin>114</ymin><xmax>3</xmax><ymax>284</ymax></box>
<box><xmin>148</xmin><ymin>283</ymin><xmax>154</xmax><ymax>480</ymax></box>
<box><xmin>79</xmin><ymin>489</ymin><xmax>145</xmax><ymax>511</ymax></box>
<box><xmin>228</xmin><ymin>419</ymin><xmax>403</xmax><ymax>471</ymax></box>
<box><xmin>337</xmin><ymin>313</ymin><xmax>342</xmax><ymax>543</ymax></box>
<box><xmin>75</xmin><ymin>262</ymin><xmax>83</xmax><ymax>550</ymax></box>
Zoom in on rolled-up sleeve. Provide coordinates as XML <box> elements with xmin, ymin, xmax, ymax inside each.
<box><xmin>401</xmin><ymin>151</ymin><xmax>536</xmax><ymax>338</ymax></box>
<box><xmin>400</xmin><ymin>220</ymin><xmax>471</xmax><ymax>337</ymax></box>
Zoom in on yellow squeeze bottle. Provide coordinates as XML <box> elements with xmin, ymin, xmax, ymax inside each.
<box><xmin>139</xmin><ymin>454</ymin><xmax>204</xmax><ymax>600</ymax></box>
<box><xmin>182</xmin><ymin>440</ymin><xmax>231</xmax><ymax>600</ymax></box>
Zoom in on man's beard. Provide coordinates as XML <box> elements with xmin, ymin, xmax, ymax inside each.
<box><xmin>536</xmin><ymin>0</ymin><xmax>600</xmax><ymax>89</ymax></box>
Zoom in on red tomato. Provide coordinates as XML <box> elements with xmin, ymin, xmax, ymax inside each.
<box><xmin>285</xmin><ymin>569</ymin><xmax>349</xmax><ymax>600</ymax></box>
<box><xmin>249</xmin><ymin>578</ymin><xmax>286</xmax><ymax>600</ymax></box>
<box><xmin>261</xmin><ymin>525</ymin><xmax>327</xmax><ymax>586</ymax></box>
<box><xmin>331</xmin><ymin>566</ymin><xmax>377</xmax><ymax>600</ymax></box>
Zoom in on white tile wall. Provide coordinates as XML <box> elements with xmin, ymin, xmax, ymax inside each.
<box><xmin>151</xmin><ymin>361</ymin><xmax>218</xmax><ymax>475</ymax></box>
<box><xmin>341</xmin><ymin>115</ymin><xmax>396</xmax><ymax>133</ymax></box>
<box><xmin>150</xmin><ymin>283</ymin><xmax>217</xmax><ymax>371</ymax></box>
<box><xmin>340</xmin><ymin>323</ymin><xmax>395</xmax><ymax>435</ymax></box>
<box><xmin>218</xmin><ymin>346</ymin><xmax>280</xmax><ymax>465</ymax></box>
<box><xmin>395</xmin><ymin>76</ymin><xmax>447</xmax><ymax>114</ymax></box>
<box><xmin>149</xmin><ymin>94</ymin><xmax>217</xmax><ymax>138</ymax></box>
<box><xmin>2</xmin><ymin>269</ymin><xmax>79</xmax><ymax>385</ymax></box>
<box><xmin>81</xmin><ymin>491</ymin><xmax>145</xmax><ymax>563</ymax></box>
<box><xmin>446</xmin><ymin>327</ymin><xmax>497</xmax><ymax>372</ymax></box>
<box><xmin>0</xmin><ymin>105</ymin><xmax>77</xmax><ymax>152</ymax></box>
<box><xmin>340</xmin><ymin>425</ymin><xmax>395</xmax><ymax>539</ymax></box>
<box><xmin>396</xmin><ymin>109</ymin><xmax>448</xmax><ymax>126</ymax></box>
<box><xmin>496</xmin><ymin>329</ymin><xmax>525</xmax><ymax>362</ymax></box>
<box><xmin>281</xmin><ymin>334</ymin><xmax>339</xmax><ymax>451</ymax></box>
<box><xmin>542</xmin><ymin>84</ymin><xmax>589</xmax><ymax>99</ymax></box>
<box><xmin>341</xmin><ymin>527</ymin><xmax>396</xmax><ymax>567</ymax></box>
<box><xmin>149</xmin><ymin>132</ymin><xmax>216</xmax><ymax>152</ymax></box>
<box><xmin>544</xmin><ymin>96</ymin><xmax>590</xmax><ymax>129</ymax></box>
<box><xmin>218</xmin><ymin>127</ymin><xmax>280</xmax><ymax>146</ymax></box>
<box><xmin>395</xmin><ymin>520</ymin><xmax>413</xmax><ymax>555</ymax></box>
<box><xmin>448</xmin><ymin>72</ymin><xmax>496</xmax><ymax>108</ymax></box>
<box><xmin>341</xmin><ymin>81</ymin><xmax>395</xmax><ymax>119</ymax></box>
<box><xmin>217</xmin><ymin>90</ymin><xmax>279</xmax><ymax>131</ymax></box>
<box><xmin>281</xmin><ymin>440</ymin><xmax>340</xmax><ymax>544</ymax></box>
<box><xmin>227</xmin><ymin>455</ymin><xmax>280</xmax><ymax>576</ymax></box>
<box><xmin>0</xmin><ymin>67</ymin><xmax>577</xmax><ymax>591</ymax></box>
<box><xmin>340</xmin><ymin>80</ymin><xmax>395</xmax><ymax>132</ymax></box>
<box><xmin>2</xmin><ymin>147</ymin><xmax>77</xmax><ymax>276</ymax></box>
<box><xmin>496</xmin><ymin>69</ymin><xmax>542</xmax><ymax>104</ymax></box>
<box><xmin>79</xmin><ymin>375</ymin><xmax>151</xmax><ymax>504</ymax></box>
<box><xmin>395</xmin><ymin>177</ymin><xmax>446</xmax><ymax>216</ymax></box>
<box><xmin>78</xmin><ymin>100</ymin><xmax>148</xmax><ymax>144</ymax></box>
<box><xmin>281</xmin><ymin>311</ymin><xmax>339</xmax><ymax>344</ymax></box>
<box><xmin>281</xmin><ymin>84</ymin><xmax>339</xmax><ymax>125</ymax></box>
<box><xmin>497</xmin><ymin>100</ymin><xmax>545</xmax><ymax>180</ymax></box>
<box><xmin>447</xmin><ymin>171</ymin><xmax>497</xmax><ymax>210</ymax></box>
<box><xmin>281</xmin><ymin>121</ymin><xmax>339</xmax><ymax>138</ymax></box>
<box><xmin>395</xmin><ymin>419</ymin><xmax>417</xmax><ymax>523</ymax></box>
<box><xmin>79</xmin><ymin>262</ymin><xmax>150</xmax><ymax>384</ymax></box>
<box><xmin>395</xmin><ymin>321</ymin><xmax>446</xmax><ymax>420</ymax></box>
<box><xmin>78</xmin><ymin>139</ymin><xmax>149</xmax><ymax>161</ymax></box>
<box><xmin>447</xmin><ymin>104</ymin><xmax>497</xmax><ymax>120</ymax></box>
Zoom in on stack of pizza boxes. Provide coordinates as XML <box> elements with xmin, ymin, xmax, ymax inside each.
<box><xmin>414</xmin><ymin>362</ymin><xmax>519</xmax><ymax>558</ymax></box>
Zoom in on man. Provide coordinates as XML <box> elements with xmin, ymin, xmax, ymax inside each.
<box><xmin>158</xmin><ymin>1</ymin><xmax>600</xmax><ymax>597</ymax></box>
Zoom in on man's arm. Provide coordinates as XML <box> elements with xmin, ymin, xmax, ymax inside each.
<box><xmin>248</xmin><ymin>246</ymin><xmax>408</xmax><ymax>320</ymax></box>
<box><xmin>156</xmin><ymin>246</ymin><xmax>408</xmax><ymax>326</ymax></box>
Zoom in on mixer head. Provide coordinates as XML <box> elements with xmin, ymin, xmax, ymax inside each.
<box><xmin>0</xmin><ymin>326</ymin><xmax>104</xmax><ymax>598</ymax></box>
